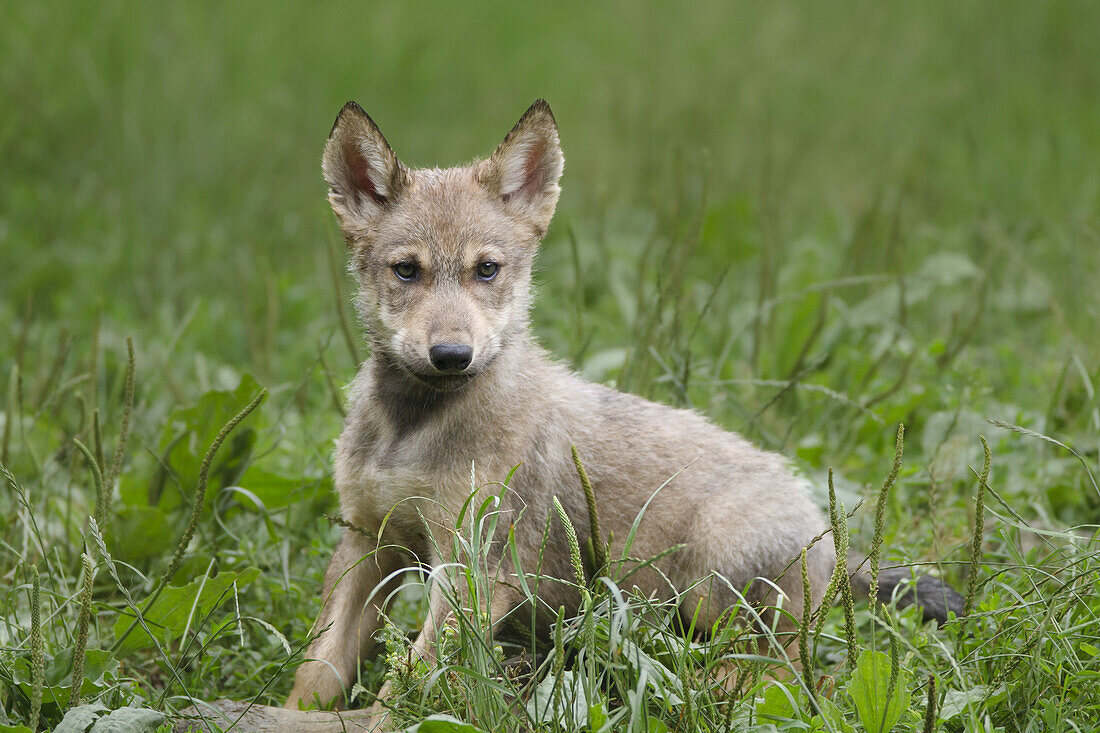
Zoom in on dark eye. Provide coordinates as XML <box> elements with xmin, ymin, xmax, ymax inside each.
<box><xmin>476</xmin><ymin>261</ymin><xmax>500</xmax><ymax>281</ymax></box>
<box><xmin>393</xmin><ymin>261</ymin><xmax>418</xmax><ymax>281</ymax></box>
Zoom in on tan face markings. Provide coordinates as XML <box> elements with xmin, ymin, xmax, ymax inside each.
<box><xmin>346</xmin><ymin>168</ymin><xmax>541</xmax><ymax>383</ymax></box>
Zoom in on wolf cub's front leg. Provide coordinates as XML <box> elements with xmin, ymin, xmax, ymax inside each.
<box><xmin>366</xmin><ymin>568</ymin><xmax>522</xmax><ymax>727</ymax></box>
<box><xmin>285</xmin><ymin>530</ymin><xmax>406</xmax><ymax>710</ymax></box>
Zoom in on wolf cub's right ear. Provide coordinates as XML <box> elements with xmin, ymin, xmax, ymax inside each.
<box><xmin>323</xmin><ymin>101</ymin><xmax>409</xmax><ymax>241</ymax></box>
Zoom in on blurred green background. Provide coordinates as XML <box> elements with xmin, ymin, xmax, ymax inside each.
<box><xmin>4</xmin><ymin>1</ymin><xmax>1098</xmax><ymax>380</ymax></box>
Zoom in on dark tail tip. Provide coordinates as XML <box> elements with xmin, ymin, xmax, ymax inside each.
<box><xmin>876</xmin><ymin>568</ymin><xmax>965</xmax><ymax>624</ymax></box>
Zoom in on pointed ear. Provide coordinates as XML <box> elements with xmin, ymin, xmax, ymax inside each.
<box><xmin>322</xmin><ymin>101</ymin><xmax>409</xmax><ymax>240</ymax></box>
<box><xmin>479</xmin><ymin>99</ymin><xmax>564</xmax><ymax>236</ymax></box>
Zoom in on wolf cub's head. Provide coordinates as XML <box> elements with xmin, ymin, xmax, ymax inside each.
<box><xmin>322</xmin><ymin>100</ymin><xmax>564</xmax><ymax>390</ymax></box>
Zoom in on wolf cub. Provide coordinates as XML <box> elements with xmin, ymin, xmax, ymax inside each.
<box><xmin>284</xmin><ymin>100</ymin><xmax>959</xmax><ymax>714</ymax></box>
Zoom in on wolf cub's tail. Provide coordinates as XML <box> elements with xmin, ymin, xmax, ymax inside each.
<box><xmin>847</xmin><ymin>553</ymin><xmax>964</xmax><ymax>624</ymax></box>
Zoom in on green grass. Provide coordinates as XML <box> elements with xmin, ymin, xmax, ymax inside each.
<box><xmin>2</xmin><ymin>2</ymin><xmax>1099</xmax><ymax>731</ymax></box>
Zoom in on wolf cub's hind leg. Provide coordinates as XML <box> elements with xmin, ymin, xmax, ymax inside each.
<box><xmin>285</xmin><ymin>531</ymin><xmax>406</xmax><ymax>710</ymax></box>
<box><xmin>680</xmin><ymin>539</ymin><xmax>834</xmax><ymax>675</ymax></box>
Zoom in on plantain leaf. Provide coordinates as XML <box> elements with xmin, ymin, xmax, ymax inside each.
<box><xmin>847</xmin><ymin>650</ymin><xmax>911</xmax><ymax>733</ymax></box>
<box><xmin>112</xmin><ymin>567</ymin><xmax>260</xmax><ymax>658</ymax></box>
<box><xmin>400</xmin><ymin>714</ymin><xmax>488</xmax><ymax>732</ymax></box>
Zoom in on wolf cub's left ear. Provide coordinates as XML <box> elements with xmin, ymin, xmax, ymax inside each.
<box><xmin>323</xmin><ymin>101</ymin><xmax>409</xmax><ymax>241</ymax></box>
<box><xmin>479</xmin><ymin>100</ymin><xmax>564</xmax><ymax>237</ymax></box>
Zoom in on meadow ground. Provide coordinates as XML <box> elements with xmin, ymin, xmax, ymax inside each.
<box><xmin>1</xmin><ymin>3</ymin><xmax>1099</xmax><ymax>731</ymax></box>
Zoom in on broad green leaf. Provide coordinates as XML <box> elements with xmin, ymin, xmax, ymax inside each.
<box><xmin>88</xmin><ymin>706</ymin><xmax>166</xmax><ymax>732</ymax></box>
<box><xmin>112</xmin><ymin>567</ymin><xmax>260</xmax><ymax>658</ymax></box>
<box><xmin>109</xmin><ymin>505</ymin><xmax>174</xmax><ymax>563</ymax></box>
<box><xmin>587</xmin><ymin>701</ymin><xmax>608</xmax><ymax>731</ymax></box>
<box><xmin>580</xmin><ymin>347</ymin><xmax>628</xmax><ymax>382</ymax></box>
<box><xmin>811</xmin><ymin>697</ymin><xmax>855</xmax><ymax>733</ymax></box>
<box><xmin>915</xmin><ymin>251</ymin><xmax>981</xmax><ymax>287</ymax></box>
<box><xmin>619</xmin><ymin>638</ymin><xmax>684</xmax><ymax>704</ymax></box>
<box><xmin>150</xmin><ymin>374</ymin><xmax>263</xmax><ymax>511</ymax></box>
<box><xmin>941</xmin><ymin>685</ymin><xmax>985</xmax><ymax>721</ymax></box>
<box><xmin>400</xmin><ymin>714</ymin><xmax>488</xmax><ymax>733</ymax></box>
<box><xmin>233</xmin><ymin>466</ymin><xmax>330</xmax><ymax>511</ymax></box>
<box><xmin>644</xmin><ymin>717</ymin><xmax>669</xmax><ymax>733</ymax></box>
<box><xmin>526</xmin><ymin>670</ymin><xmax>589</xmax><ymax>729</ymax></box>
<box><xmin>847</xmin><ymin>650</ymin><xmax>911</xmax><ymax>733</ymax></box>
<box><xmin>940</xmin><ymin>685</ymin><xmax>1004</xmax><ymax>721</ymax></box>
<box><xmin>55</xmin><ymin>703</ymin><xmax>109</xmax><ymax>733</ymax></box>
<box><xmin>756</xmin><ymin>681</ymin><xmax>802</xmax><ymax>722</ymax></box>
<box><xmin>12</xmin><ymin>649</ymin><xmax>118</xmax><ymax>710</ymax></box>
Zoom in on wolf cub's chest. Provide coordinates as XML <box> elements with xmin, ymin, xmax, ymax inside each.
<box><xmin>334</xmin><ymin>423</ymin><xmax>444</xmax><ymax>541</ymax></box>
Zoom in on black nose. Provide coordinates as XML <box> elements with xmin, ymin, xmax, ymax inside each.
<box><xmin>428</xmin><ymin>343</ymin><xmax>473</xmax><ymax>373</ymax></box>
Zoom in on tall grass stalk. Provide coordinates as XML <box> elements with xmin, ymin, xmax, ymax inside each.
<box><xmin>69</xmin><ymin>551</ymin><xmax>94</xmax><ymax>709</ymax></box>
<box><xmin>799</xmin><ymin>547</ymin><xmax>815</xmax><ymax>701</ymax></box>
<box><xmin>73</xmin><ymin>438</ymin><xmax>107</xmax><ymax>528</ymax></box>
<box><xmin>91</xmin><ymin>409</ymin><xmax>105</xmax><ymax>476</ymax></box>
<box><xmin>28</xmin><ymin>566</ymin><xmax>43</xmax><ymax>731</ymax></box>
<box><xmin>1</xmin><ymin>364</ymin><xmax>15</xmax><ymax>466</ymax></box>
<box><xmin>963</xmin><ymin>435</ymin><xmax>991</xmax><ymax>618</ymax></box>
<box><xmin>922</xmin><ymin>674</ymin><xmax>937</xmax><ymax>733</ymax></box>
<box><xmin>112</xmin><ymin>389</ymin><xmax>266</xmax><ymax>655</ymax></box>
<box><xmin>161</xmin><ymin>388</ymin><xmax>266</xmax><ymax>587</ymax></box>
<box><xmin>88</xmin><ymin>518</ymin><xmax>193</xmax><ymax>706</ymax></box>
<box><xmin>551</xmin><ymin>604</ymin><xmax>566</xmax><ymax>726</ymax></box>
<box><xmin>828</xmin><ymin>469</ymin><xmax>858</xmax><ymax>667</ymax></box>
<box><xmin>105</xmin><ymin>336</ymin><xmax>136</xmax><ymax>491</ymax></box>
<box><xmin>326</xmin><ymin>229</ymin><xmax>361</xmax><ymax>368</ymax></box>
<box><xmin>869</xmin><ymin>424</ymin><xmax>904</xmax><ymax>607</ymax></box>
<box><xmin>572</xmin><ymin>445</ymin><xmax>608</xmax><ymax>577</ymax></box>
<box><xmin>881</xmin><ymin>609</ymin><xmax>901</xmax><ymax>733</ymax></box>
<box><xmin>553</xmin><ymin>496</ymin><xmax>587</xmax><ymax>594</ymax></box>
